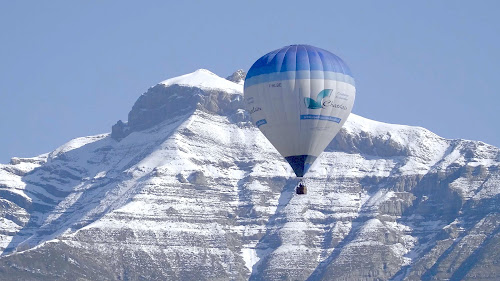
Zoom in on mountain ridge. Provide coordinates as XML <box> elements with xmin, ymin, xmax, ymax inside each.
<box><xmin>0</xmin><ymin>69</ymin><xmax>499</xmax><ymax>280</ymax></box>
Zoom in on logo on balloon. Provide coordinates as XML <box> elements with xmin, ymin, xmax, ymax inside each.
<box><xmin>322</xmin><ymin>100</ymin><xmax>347</xmax><ymax>110</ymax></box>
<box><xmin>304</xmin><ymin>89</ymin><xmax>333</xmax><ymax>109</ymax></box>
<box><xmin>304</xmin><ymin>89</ymin><xmax>348</xmax><ymax>110</ymax></box>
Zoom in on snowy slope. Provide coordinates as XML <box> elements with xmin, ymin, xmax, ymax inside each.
<box><xmin>0</xmin><ymin>69</ymin><xmax>499</xmax><ymax>281</ymax></box>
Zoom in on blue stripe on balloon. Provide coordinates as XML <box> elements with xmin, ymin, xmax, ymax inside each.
<box><xmin>255</xmin><ymin>119</ymin><xmax>267</xmax><ymax>127</ymax></box>
<box><xmin>246</xmin><ymin>45</ymin><xmax>353</xmax><ymax>81</ymax></box>
<box><xmin>300</xmin><ymin>114</ymin><xmax>341</xmax><ymax>123</ymax></box>
<box><xmin>244</xmin><ymin>70</ymin><xmax>355</xmax><ymax>88</ymax></box>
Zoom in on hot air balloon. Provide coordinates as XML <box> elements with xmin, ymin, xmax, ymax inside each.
<box><xmin>244</xmin><ymin>44</ymin><xmax>355</xmax><ymax>194</ymax></box>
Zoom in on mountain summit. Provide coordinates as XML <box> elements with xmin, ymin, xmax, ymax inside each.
<box><xmin>1</xmin><ymin>69</ymin><xmax>499</xmax><ymax>280</ymax></box>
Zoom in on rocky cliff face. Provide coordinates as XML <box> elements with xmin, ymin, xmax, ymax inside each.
<box><xmin>0</xmin><ymin>69</ymin><xmax>499</xmax><ymax>281</ymax></box>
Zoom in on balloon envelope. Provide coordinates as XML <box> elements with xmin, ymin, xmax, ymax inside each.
<box><xmin>244</xmin><ymin>44</ymin><xmax>355</xmax><ymax>177</ymax></box>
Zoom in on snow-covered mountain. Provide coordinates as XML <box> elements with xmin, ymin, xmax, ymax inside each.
<box><xmin>1</xmin><ymin>69</ymin><xmax>499</xmax><ymax>280</ymax></box>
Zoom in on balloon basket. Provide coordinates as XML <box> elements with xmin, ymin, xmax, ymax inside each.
<box><xmin>296</xmin><ymin>178</ymin><xmax>307</xmax><ymax>195</ymax></box>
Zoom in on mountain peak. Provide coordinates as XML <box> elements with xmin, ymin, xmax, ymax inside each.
<box><xmin>159</xmin><ymin>69</ymin><xmax>242</xmax><ymax>93</ymax></box>
<box><xmin>111</xmin><ymin>69</ymin><xmax>245</xmax><ymax>140</ymax></box>
<box><xmin>226</xmin><ymin>69</ymin><xmax>246</xmax><ymax>85</ymax></box>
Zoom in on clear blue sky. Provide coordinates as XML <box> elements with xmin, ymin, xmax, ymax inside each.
<box><xmin>1</xmin><ymin>1</ymin><xmax>499</xmax><ymax>163</ymax></box>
